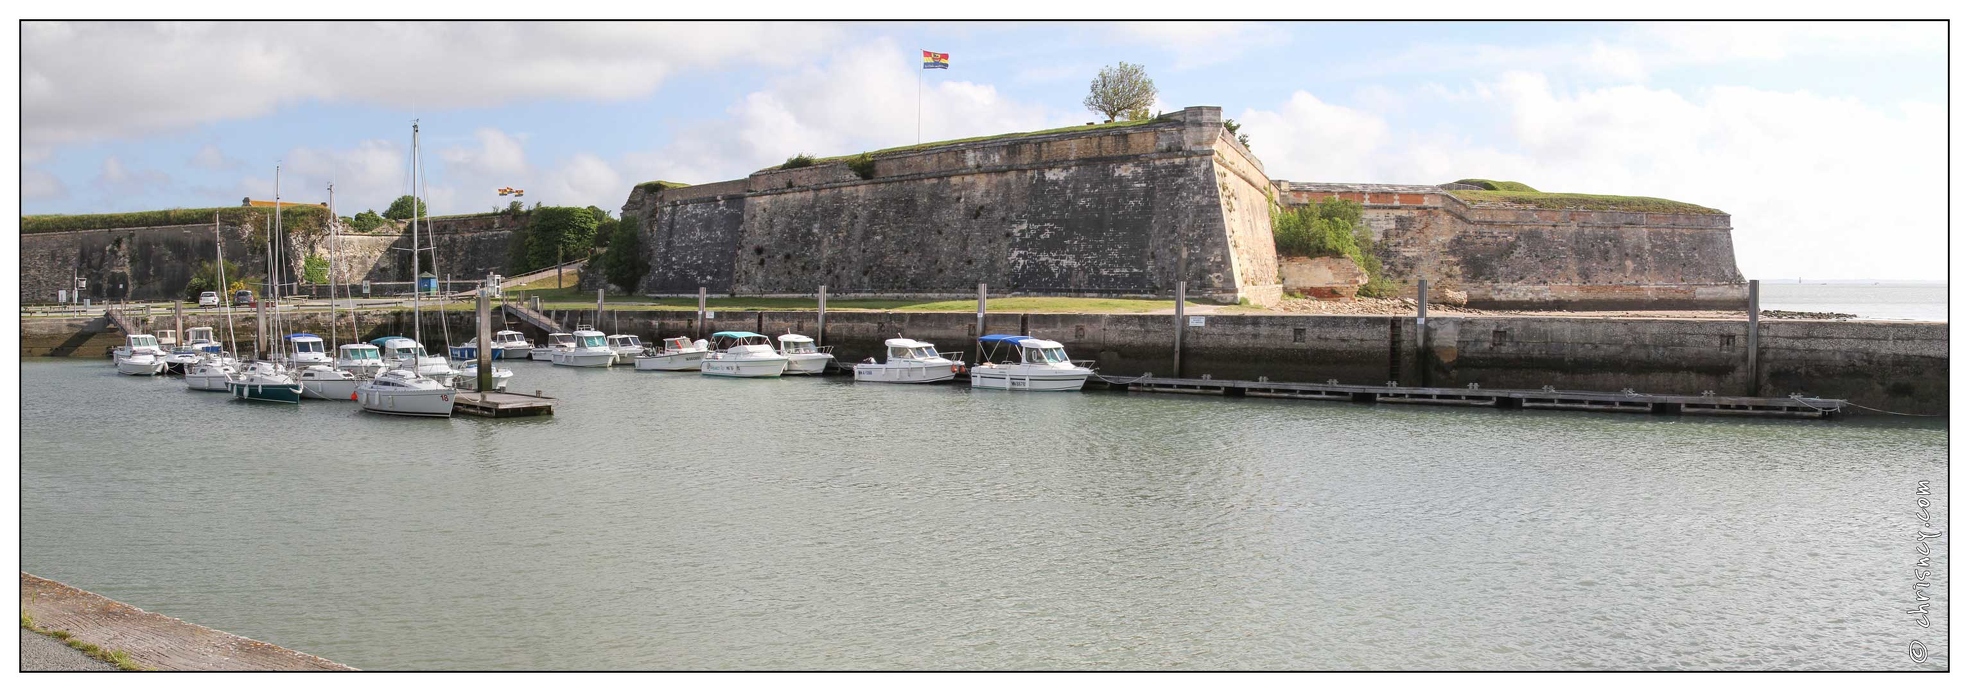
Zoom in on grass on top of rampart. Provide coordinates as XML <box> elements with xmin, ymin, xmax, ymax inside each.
<box><xmin>749</xmin><ymin>116</ymin><xmax>1173</xmax><ymax>175</ymax></box>
<box><xmin>21</xmin><ymin>205</ymin><xmax>330</xmax><ymax>234</ymax></box>
<box><xmin>1447</xmin><ymin>190</ymin><xmax>1723</xmax><ymax>215</ymax></box>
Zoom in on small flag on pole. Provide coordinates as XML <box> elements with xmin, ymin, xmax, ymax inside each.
<box><xmin>922</xmin><ymin>50</ymin><xmax>949</xmax><ymax>69</ymax></box>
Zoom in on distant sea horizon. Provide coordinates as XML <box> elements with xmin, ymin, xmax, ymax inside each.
<box><xmin>1753</xmin><ymin>279</ymin><xmax>1946</xmax><ymax>322</ymax></box>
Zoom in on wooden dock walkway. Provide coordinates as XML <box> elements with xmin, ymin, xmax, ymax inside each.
<box><xmin>1089</xmin><ymin>375</ymin><xmax>1845</xmax><ymax>419</ymax></box>
<box><xmin>20</xmin><ymin>572</ymin><xmax>355</xmax><ymax>671</ymax></box>
<box><xmin>454</xmin><ymin>390</ymin><xmax>557</xmax><ymax>417</ymax></box>
<box><xmin>500</xmin><ymin>303</ymin><xmax>564</xmax><ymax>334</ymax></box>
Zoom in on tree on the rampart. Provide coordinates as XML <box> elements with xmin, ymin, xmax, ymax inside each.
<box><xmin>183</xmin><ymin>259</ymin><xmax>242</xmax><ymax>300</ymax></box>
<box><xmin>1083</xmin><ymin>62</ymin><xmax>1157</xmax><ymax>123</ymax></box>
<box><xmin>383</xmin><ymin>195</ymin><xmax>427</xmax><ymax>220</ymax></box>
<box><xmin>601</xmin><ymin>214</ymin><xmax>649</xmax><ymax>290</ymax></box>
<box><xmin>510</xmin><ymin>206</ymin><xmax>599</xmax><ymax>274</ymax></box>
<box><xmin>1225</xmin><ymin>119</ymin><xmax>1251</xmax><ymax>149</ymax></box>
<box><xmin>1273</xmin><ymin>198</ymin><xmax>1395</xmax><ymax>298</ymax></box>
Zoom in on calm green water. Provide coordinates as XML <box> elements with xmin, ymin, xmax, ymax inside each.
<box><xmin>19</xmin><ymin>358</ymin><xmax>1948</xmax><ymax>670</ymax></box>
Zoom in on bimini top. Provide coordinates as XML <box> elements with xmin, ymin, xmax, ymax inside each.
<box><xmin>369</xmin><ymin>336</ymin><xmax>411</xmax><ymax>347</ymax></box>
<box><xmin>884</xmin><ymin>338</ymin><xmax>935</xmax><ymax>348</ymax></box>
<box><xmin>778</xmin><ymin>334</ymin><xmax>814</xmax><ymax>343</ymax></box>
<box><xmin>711</xmin><ymin>331</ymin><xmax>766</xmax><ymax>340</ymax></box>
<box><xmin>285</xmin><ymin>333</ymin><xmax>322</xmax><ymax>341</ymax></box>
<box><xmin>979</xmin><ymin>334</ymin><xmax>1062</xmax><ymax>349</ymax></box>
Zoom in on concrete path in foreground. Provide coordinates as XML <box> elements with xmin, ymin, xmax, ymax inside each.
<box><xmin>20</xmin><ymin>627</ymin><xmax>117</xmax><ymax>671</ymax></box>
<box><xmin>20</xmin><ymin>573</ymin><xmax>355</xmax><ymax>671</ymax></box>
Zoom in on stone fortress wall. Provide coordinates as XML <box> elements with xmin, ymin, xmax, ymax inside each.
<box><xmin>621</xmin><ymin>106</ymin><xmax>1285</xmax><ymax>305</ymax></box>
<box><xmin>1274</xmin><ymin>182</ymin><xmax>1745</xmax><ymax>310</ymax></box>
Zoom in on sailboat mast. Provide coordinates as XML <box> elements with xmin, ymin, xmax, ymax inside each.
<box><xmin>274</xmin><ymin>164</ymin><xmax>285</xmax><ymax>361</ymax></box>
<box><xmin>411</xmin><ymin>121</ymin><xmax>422</xmax><ymax>345</ymax></box>
<box><xmin>217</xmin><ymin>211</ymin><xmax>237</xmax><ymax>355</ymax></box>
<box><xmin>419</xmin><ymin>135</ymin><xmax>451</xmax><ymax>353</ymax></box>
<box><xmin>327</xmin><ymin>182</ymin><xmax>340</xmax><ymax>350</ymax></box>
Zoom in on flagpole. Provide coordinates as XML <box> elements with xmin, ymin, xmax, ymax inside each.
<box><xmin>917</xmin><ymin>57</ymin><xmax>922</xmax><ymax>145</ymax></box>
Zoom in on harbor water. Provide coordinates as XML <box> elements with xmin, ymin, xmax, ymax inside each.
<box><xmin>1759</xmin><ymin>280</ymin><xmax>1947</xmax><ymax>321</ymax></box>
<box><xmin>19</xmin><ymin>358</ymin><xmax>1948</xmax><ymax>670</ymax></box>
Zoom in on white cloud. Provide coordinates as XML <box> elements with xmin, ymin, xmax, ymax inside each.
<box><xmin>1240</xmin><ymin>77</ymin><xmax>1945</xmax><ymax>281</ymax></box>
<box><xmin>94</xmin><ymin>156</ymin><xmax>171</xmax><ymax>194</ymax></box>
<box><xmin>21</xmin><ymin>21</ymin><xmax>846</xmax><ymax>149</ymax></box>
<box><xmin>1110</xmin><ymin>22</ymin><xmax>1289</xmax><ymax>69</ymax></box>
<box><xmin>190</xmin><ymin>144</ymin><xmax>242</xmax><ymax>171</ymax></box>
<box><xmin>24</xmin><ymin>168</ymin><xmax>68</xmax><ymax>201</ymax></box>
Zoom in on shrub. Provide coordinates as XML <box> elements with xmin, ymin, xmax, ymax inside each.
<box><xmin>1274</xmin><ymin>197</ymin><xmax>1398</xmax><ymax>296</ymax></box>
<box><xmin>601</xmin><ymin>213</ymin><xmax>648</xmax><ymax>290</ymax></box>
<box><xmin>780</xmin><ymin>153</ymin><xmax>817</xmax><ymax>170</ymax></box>
<box><xmin>510</xmin><ymin>206</ymin><xmax>599</xmax><ymax>274</ymax></box>
<box><xmin>349</xmin><ymin>209</ymin><xmax>387</xmax><ymax>232</ymax></box>
<box><xmin>846</xmin><ymin>153</ymin><xmax>877</xmax><ymax>180</ymax></box>
<box><xmin>303</xmin><ymin>255</ymin><xmax>329</xmax><ymax>284</ymax></box>
<box><xmin>383</xmin><ymin>195</ymin><xmax>427</xmax><ymax>220</ymax></box>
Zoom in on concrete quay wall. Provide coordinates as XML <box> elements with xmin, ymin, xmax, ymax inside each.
<box><xmin>26</xmin><ymin>309</ymin><xmax>1945</xmax><ymax>415</ymax></box>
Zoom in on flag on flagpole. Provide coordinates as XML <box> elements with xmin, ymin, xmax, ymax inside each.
<box><xmin>922</xmin><ymin>50</ymin><xmax>949</xmax><ymax>69</ymax></box>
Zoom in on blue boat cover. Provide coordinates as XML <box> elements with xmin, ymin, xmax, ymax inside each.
<box><xmin>710</xmin><ymin>331</ymin><xmax>765</xmax><ymax>339</ymax></box>
<box><xmin>977</xmin><ymin>334</ymin><xmax>1037</xmax><ymax>346</ymax></box>
<box><xmin>285</xmin><ymin>333</ymin><xmax>321</xmax><ymax>340</ymax></box>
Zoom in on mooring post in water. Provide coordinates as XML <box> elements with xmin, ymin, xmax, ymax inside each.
<box><xmin>596</xmin><ymin>289</ymin><xmax>604</xmax><ymax>331</ymax></box>
<box><xmin>1416</xmin><ymin>279</ymin><xmax>1430</xmax><ymax>387</ymax></box>
<box><xmin>816</xmin><ymin>284</ymin><xmax>828</xmax><ymax>346</ymax></box>
<box><xmin>976</xmin><ymin>283</ymin><xmax>987</xmax><ymax>341</ymax></box>
<box><xmin>1173</xmin><ymin>281</ymin><xmax>1187</xmax><ymax>378</ymax></box>
<box><xmin>697</xmin><ymin>286</ymin><xmax>707</xmax><ymax>338</ymax></box>
<box><xmin>173</xmin><ymin>300</ymin><xmax>183</xmax><ymax>341</ymax></box>
<box><xmin>1747</xmin><ymin>279</ymin><xmax>1760</xmax><ymax>396</ymax></box>
<box><xmin>477</xmin><ymin>281</ymin><xmax>493</xmax><ymax>393</ymax></box>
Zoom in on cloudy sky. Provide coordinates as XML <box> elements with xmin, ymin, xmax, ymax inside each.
<box><xmin>19</xmin><ymin>21</ymin><xmax>1946</xmax><ymax>280</ymax></box>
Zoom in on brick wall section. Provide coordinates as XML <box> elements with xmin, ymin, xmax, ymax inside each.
<box><xmin>622</xmin><ymin>106</ymin><xmax>1281</xmax><ymax>304</ymax></box>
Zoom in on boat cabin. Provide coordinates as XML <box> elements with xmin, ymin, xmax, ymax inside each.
<box><xmin>710</xmin><ymin>331</ymin><xmax>775</xmax><ymax>352</ymax></box>
<box><xmin>493</xmin><ymin>330</ymin><xmax>531</xmax><ymax>347</ymax></box>
<box><xmin>572</xmin><ymin>330</ymin><xmax>609</xmax><ymax>349</ymax></box>
<box><xmin>547</xmin><ymin>333</ymin><xmax>576</xmax><ymax>348</ymax></box>
<box><xmin>659</xmin><ymin>337</ymin><xmax>703</xmax><ymax>353</ymax></box>
<box><xmin>882</xmin><ymin>338</ymin><xmax>948</xmax><ymax>362</ymax></box>
<box><xmin>371</xmin><ymin>336</ymin><xmax>432</xmax><ymax>362</ymax></box>
<box><xmin>607</xmin><ymin>334</ymin><xmax>644</xmax><ymax>350</ymax></box>
<box><xmin>156</xmin><ymin>329</ymin><xmax>179</xmax><ymax>347</ymax></box>
<box><xmin>339</xmin><ymin>344</ymin><xmax>382</xmax><ymax>362</ymax></box>
<box><xmin>124</xmin><ymin>334</ymin><xmax>162</xmax><ymax>352</ymax></box>
<box><xmin>778</xmin><ymin>334</ymin><xmax>824</xmax><ymax>354</ymax></box>
<box><xmin>975</xmin><ymin>335</ymin><xmax>1071</xmax><ymax>366</ymax></box>
<box><xmin>287</xmin><ymin>333</ymin><xmax>327</xmax><ymax>355</ymax></box>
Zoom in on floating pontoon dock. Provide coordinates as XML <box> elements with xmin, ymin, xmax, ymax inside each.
<box><xmin>1086</xmin><ymin>375</ymin><xmax>1845</xmax><ymax>419</ymax></box>
<box><xmin>453</xmin><ymin>390</ymin><xmax>557</xmax><ymax>418</ymax></box>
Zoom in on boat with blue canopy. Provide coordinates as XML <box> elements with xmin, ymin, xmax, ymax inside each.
<box><xmin>970</xmin><ymin>334</ymin><xmax>1093</xmax><ymax>391</ymax></box>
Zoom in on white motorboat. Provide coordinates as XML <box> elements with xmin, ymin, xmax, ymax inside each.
<box><xmin>228</xmin><ymin>360</ymin><xmax>302</xmax><ymax>403</ymax></box>
<box><xmin>283</xmin><ymin>333</ymin><xmax>334</xmax><ymax>368</ymax></box>
<box><xmin>374</xmin><ymin>336</ymin><xmax>457</xmax><ymax>385</ymax></box>
<box><xmin>457</xmin><ymin>361</ymin><xmax>514</xmax><ymax>391</ymax></box>
<box><xmin>532</xmin><ymin>332</ymin><xmax>574</xmax><ymax>361</ymax></box>
<box><xmin>184</xmin><ymin>355</ymin><xmax>238</xmax><ymax>392</ymax></box>
<box><xmin>969</xmin><ymin>335</ymin><xmax>1094</xmax><ymax>391</ymax></box>
<box><xmin>699</xmin><ymin>331</ymin><xmax>789</xmax><ymax>378</ymax></box>
<box><xmin>161</xmin><ymin>346</ymin><xmax>204</xmax><ymax>374</ymax></box>
<box><xmin>298</xmin><ymin>364</ymin><xmax>363</xmax><ymax>401</ymax></box>
<box><xmin>551</xmin><ymin>329</ymin><xmax>617</xmax><ymax>367</ymax></box>
<box><xmin>492</xmin><ymin>330</ymin><xmax>534</xmax><ymax>360</ymax></box>
<box><xmin>633</xmin><ymin>336</ymin><xmax>710</xmax><ymax>371</ymax></box>
<box><xmin>357</xmin><ymin>369</ymin><xmax>455</xmax><ymax>417</ymax></box>
<box><xmin>116</xmin><ymin>351</ymin><xmax>167</xmax><ymax>376</ymax></box>
<box><xmin>184</xmin><ymin>326</ymin><xmax>223</xmax><ymax>355</ymax></box>
<box><xmin>776</xmin><ymin>334</ymin><xmax>834</xmax><ymax>375</ymax></box>
<box><xmin>336</xmin><ymin>343</ymin><xmax>387</xmax><ymax>377</ymax></box>
<box><xmin>155</xmin><ymin>329</ymin><xmax>179</xmax><ymax>350</ymax></box>
<box><xmin>112</xmin><ymin>333</ymin><xmax>166</xmax><ymax>361</ymax></box>
<box><xmin>605</xmin><ymin>334</ymin><xmax>645</xmax><ymax>364</ymax></box>
<box><xmin>853</xmin><ymin>338</ymin><xmax>962</xmax><ymax>384</ymax></box>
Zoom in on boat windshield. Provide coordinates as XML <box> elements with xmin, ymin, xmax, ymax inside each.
<box><xmin>295</xmin><ymin>340</ymin><xmax>323</xmax><ymax>353</ymax></box>
<box><xmin>345</xmin><ymin>347</ymin><xmax>379</xmax><ymax>360</ymax></box>
<box><xmin>1024</xmin><ymin>347</ymin><xmax>1068</xmax><ymax>364</ymax></box>
<box><xmin>782</xmin><ymin>341</ymin><xmax>815</xmax><ymax>354</ymax></box>
<box><xmin>551</xmin><ymin>334</ymin><xmax>575</xmax><ymax>345</ymax></box>
<box><xmin>133</xmin><ymin>336</ymin><xmax>157</xmax><ymax>347</ymax></box>
<box><xmin>665</xmin><ymin>338</ymin><xmax>691</xmax><ymax>351</ymax></box>
<box><xmin>625</xmin><ymin>337</ymin><xmax>642</xmax><ymax>347</ymax></box>
<box><xmin>188</xmin><ymin>328</ymin><xmax>214</xmax><ymax>341</ymax></box>
<box><xmin>890</xmin><ymin>345</ymin><xmax>938</xmax><ymax>360</ymax></box>
<box><xmin>580</xmin><ymin>335</ymin><xmax>607</xmax><ymax>348</ymax></box>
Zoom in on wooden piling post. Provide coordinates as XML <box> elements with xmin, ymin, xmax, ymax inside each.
<box><xmin>817</xmin><ymin>285</ymin><xmax>827</xmax><ymax>346</ymax></box>
<box><xmin>697</xmin><ymin>286</ymin><xmax>707</xmax><ymax>338</ymax></box>
<box><xmin>976</xmin><ymin>283</ymin><xmax>987</xmax><ymax>342</ymax></box>
<box><xmin>1173</xmin><ymin>281</ymin><xmax>1186</xmax><ymax>378</ymax></box>
<box><xmin>477</xmin><ymin>281</ymin><xmax>493</xmax><ymax>392</ymax></box>
<box><xmin>1416</xmin><ymin>279</ymin><xmax>1430</xmax><ymax>387</ymax></box>
<box><xmin>173</xmin><ymin>300</ymin><xmax>183</xmax><ymax>341</ymax></box>
<box><xmin>1747</xmin><ymin>279</ymin><xmax>1760</xmax><ymax>396</ymax></box>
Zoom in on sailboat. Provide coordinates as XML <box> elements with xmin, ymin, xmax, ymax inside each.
<box><xmin>396</xmin><ymin>120</ymin><xmax>457</xmax><ymax>387</ymax></box>
<box><xmin>189</xmin><ymin>212</ymin><xmax>245</xmax><ymax>393</ymax></box>
<box><xmin>230</xmin><ymin>165</ymin><xmax>302</xmax><ymax>403</ymax></box>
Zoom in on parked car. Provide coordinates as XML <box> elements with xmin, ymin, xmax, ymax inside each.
<box><xmin>198</xmin><ymin>291</ymin><xmax>220</xmax><ymax>307</ymax></box>
<box><xmin>233</xmin><ymin>289</ymin><xmax>254</xmax><ymax>306</ymax></box>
